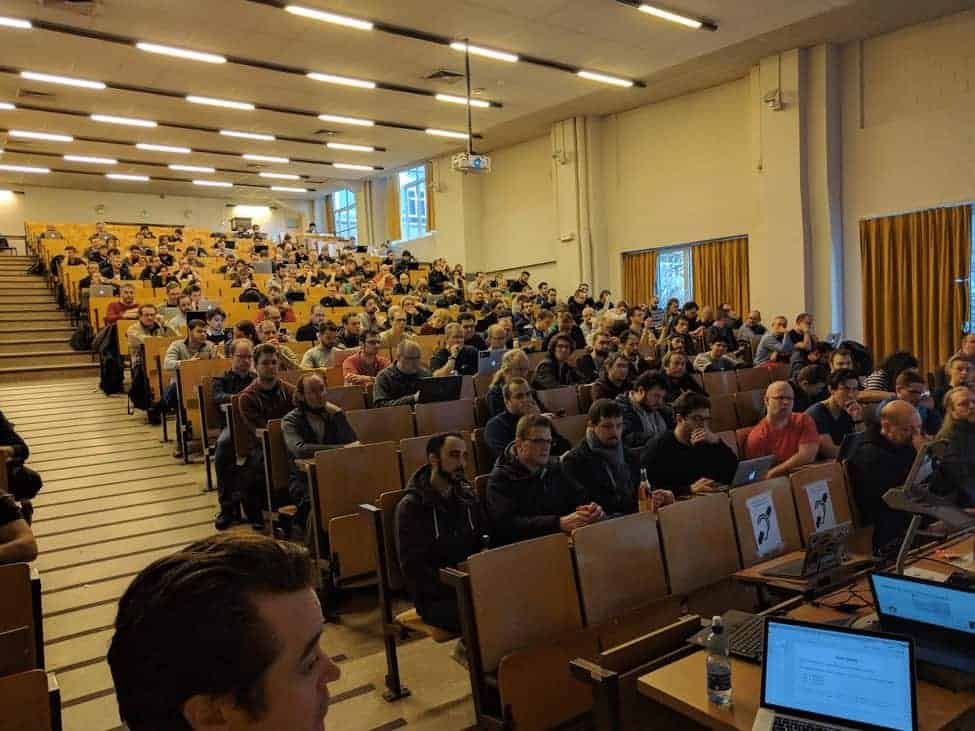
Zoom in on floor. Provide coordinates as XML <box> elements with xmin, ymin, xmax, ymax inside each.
<box><xmin>3</xmin><ymin>377</ymin><xmax>475</xmax><ymax>731</ymax></box>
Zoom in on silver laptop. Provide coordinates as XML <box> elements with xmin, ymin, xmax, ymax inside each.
<box><xmin>715</xmin><ymin>455</ymin><xmax>776</xmax><ymax>491</ymax></box>
<box><xmin>754</xmin><ymin>617</ymin><xmax>917</xmax><ymax>731</ymax></box>
<box><xmin>90</xmin><ymin>284</ymin><xmax>115</xmax><ymax>298</ymax></box>
<box><xmin>760</xmin><ymin>522</ymin><xmax>858</xmax><ymax>580</ymax></box>
<box><xmin>477</xmin><ymin>348</ymin><xmax>508</xmax><ymax>375</ymax></box>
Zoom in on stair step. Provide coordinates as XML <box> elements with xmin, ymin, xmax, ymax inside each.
<box><xmin>0</xmin><ymin>283</ymin><xmax>49</xmax><ymax>290</ymax></box>
<box><xmin>0</xmin><ymin>275</ymin><xmax>44</xmax><ymax>282</ymax></box>
<box><xmin>0</xmin><ymin>352</ymin><xmax>95</xmax><ymax>367</ymax></box>
<box><xmin>0</xmin><ymin>294</ymin><xmax>55</xmax><ymax>302</ymax></box>
<box><xmin>0</xmin><ymin>340</ymin><xmax>75</xmax><ymax>354</ymax></box>
<box><xmin>0</xmin><ymin>329</ymin><xmax>75</xmax><ymax>342</ymax></box>
<box><xmin>0</xmin><ymin>303</ymin><xmax>60</xmax><ymax>312</ymax></box>
<box><xmin>0</xmin><ymin>319</ymin><xmax>72</xmax><ymax>331</ymax></box>
<box><xmin>0</xmin><ymin>363</ymin><xmax>100</xmax><ymax>384</ymax></box>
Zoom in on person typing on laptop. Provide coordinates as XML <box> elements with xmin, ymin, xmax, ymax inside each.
<box><xmin>744</xmin><ymin>381</ymin><xmax>819</xmax><ymax>479</ymax></box>
<box><xmin>373</xmin><ymin>340</ymin><xmax>431</xmax><ymax>407</ymax></box>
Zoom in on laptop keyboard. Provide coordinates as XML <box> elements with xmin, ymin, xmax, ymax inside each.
<box><xmin>772</xmin><ymin>717</ymin><xmax>842</xmax><ymax>731</ymax></box>
<box><xmin>728</xmin><ymin>614</ymin><xmax>765</xmax><ymax>662</ymax></box>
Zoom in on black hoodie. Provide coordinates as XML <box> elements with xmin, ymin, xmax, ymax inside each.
<box><xmin>394</xmin><ymin>465</ymin><xmax>487</xmax><ymax>631</ymax></box>
<box><xmin>486</xmin><ymin>444</ymin><xmax>585</xmax><ymax>545</ymax></box>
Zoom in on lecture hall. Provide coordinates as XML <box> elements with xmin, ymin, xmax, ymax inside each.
<box><xmin>0</xmin><ymin>0</ymin><xmax>973</xmax><ymax>729</ymax></box>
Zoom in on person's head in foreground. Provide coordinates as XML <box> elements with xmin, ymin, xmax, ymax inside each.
<box><xmin>108</xmin><ymin>533</ymin><xmax>340</xmax><ymax>730</ymax></box>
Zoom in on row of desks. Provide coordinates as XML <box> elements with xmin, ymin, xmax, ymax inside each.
<box><xmin>637</xmin><ymin>533</ymin><xmax>975</xmax><ymax>730</ymax></box>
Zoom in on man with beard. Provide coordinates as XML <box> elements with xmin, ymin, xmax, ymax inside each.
<box><xmin>618</xmin><ymin>371</ymin><xmax>674</xmax><ymax>448</ymax></box>
<box><xmin>394</xmin><ymin>433</ymin><xmax>488</xmax><ymax>633</ymax></box>
<box><xmin>575</xmin><ymin>331</ymin><xmax>614</xmax><ymax>384</ymax></box>
<box><xmin>484</xmin><ymin>377</ymin><xmax>571</xmax><ymax>462</ymax></box>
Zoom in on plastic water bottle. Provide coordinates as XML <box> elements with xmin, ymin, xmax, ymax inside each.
<box><xmin>706</xmin><ymin>616</ymin><xmax>733</xmax><ymax>705</ymax></box>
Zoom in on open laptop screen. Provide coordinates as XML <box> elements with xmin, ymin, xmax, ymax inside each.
<box><xmin>763</xmin><ymin>618</ymin><xmax>916</xmax><ymax>731</ymax></box>
<box><xmin>871</xmin><ymin>572</ymin><xmax>975</xmax><ymax>635</ymax></box>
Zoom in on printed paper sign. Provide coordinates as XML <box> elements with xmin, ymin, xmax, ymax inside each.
<box><xmin>805</xmin><ymin>480</ymin><xmax>836</xmax><ymax>532</ymax></box>
<box><xmin>746</xmin><ymin>491</ymin><xmax>783</xmax><ymax>558</ymax></box>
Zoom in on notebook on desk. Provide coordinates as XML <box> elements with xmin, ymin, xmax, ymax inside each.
<box><xmin>753</xmin><ymin>617</ymin><xmax>917</xmax><ymax>731</ymax></box>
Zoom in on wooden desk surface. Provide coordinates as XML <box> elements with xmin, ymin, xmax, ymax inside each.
<box><xmin>639</xmin><ymin>533</ymin><xmax>975</xmax><ymax>731</ymax></box>
<box><xmin>733</xmin><ymin>549</ymin><xmax>875</xmax><ymax>594</ymax></box>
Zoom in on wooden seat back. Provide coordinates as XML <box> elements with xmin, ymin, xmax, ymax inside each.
<box><xmin>769</xmin><ymin>363</ymin><xmax>791</xmax><ymax>382</ymax></box>
<box><xmin>144</xmin><ymin>336</ymin><xmax>179</xmax><ymax>402</ymax></box>
<box><xmin>789</xmin><ymin>462</ymin><xmax>854</xmax><ymax>543</ymax></box>
<box><xmin>657</xmin><ymin>493</ymin><xmax>740</xmax><ymax>596</ymax></box>
<box><xmin>578</xmin><ymin>383</ymin><xmax>594</xmax><ymax>414</ymax></box>
<box><xmin>314</xmin><ymin>442</ymin><xmax>401</xmax><ymax>523</ymax></box>
<box><xmin>197</xmin><ymin>377</ymin><xmax>224</xmax><ymax>449</ymax></box>
<box><xmin>709</xmin><ymin>393</ymin><xmax>738</xmax><ymax>432</ymax></box>
<box><xmin>473</xmin><ymin>371</ymin><xmax>494</xmax><ymax>397</ymax></box>
<box><xmin>735</xmin><ymin>427</ymin><xmax>753</xmax><ymax>457</ymax></box>
<box><xmin>729</xmin><ymin>477</ymin><xmax>803</xmax><ymax>567</ymax></box>
<box><xmin>0</xmin><ymin>626</ymin><xmax>35</xmax><ymax>677</ymax></box>
<box><xmin>0</xmin><ymin>670</ymin><xmax>51</xmax><ymax>731</ymax></box>
<box><xmin>716</xmin><ymin>430</ymin><xmax>739</xmax><ymax>457</ymax></box>
<box><xmin>228</xmin><ymin>394</ymin><xmax>249</xmax><ymax>460</ymax></box>
<box><xmin>322</xmin><ymin>385</ymin><xmax>366</xmax><ymax>412</ymax></box>
<box><xmin>471</xmin><ymin>428</ymin><xmax>493</xmax><ymax>475</ymax></box>
<box><xmin>536</xmin><ymin>386</ymin><xmax>580</xmax><ymax>416</ymax></box>
<box><xmin>702</xmin><ymin>370</ymin><xmax>737</xmax><ymax>396</ymax></box>
<box><xmin>0</xmin><ymin>564</ymin><xmax>34</xmax><ymax>658</ymax></box>
<box><xmin>415</xmin><ymin>399</ymin><xmax>475</xmax><ymax>436</ymax></box>
<box><xmin>572</xmin><ymin>512</ymin><xmax>668</xmax><ymax>626</ymax></box>
<box><xmin>346</xmin><ymin>405</ymin><xmax>415</xmax><ymax>444</ymax></box>
<box><xmin>377</xmin><ymin>490</ymin><xmax>406</xmax><ymax>592</ymax></box>
<box><xmin>399</xmin><ymin>432</ymin><xmax>476</xmax><ymax>484</ymax></box>
<box><xmin>177</xmin><ymin>357</ymin><xmax>231</xmax><ymax>442</ymax></box>
<box><xmin>737</xmin><ymin>367</ymin><xmax>772</xmax><ymax>392</ymax></box>
<box><xmin>734</xmin><ymin>388</ymin><xmax>766</xmax><ymax>428</ymax></box>
<box><xmin>551</xmin><ymin>413</ymin><xmax>589</xmax><ymax>447</ymax></box>
<box><xmin>261</xmin><ymin>420</ymin><xmax>291</xmax><ymax>503</ymax></box>
<box><xmin>467</xmin><ymin>533</ymin><xmax>582</xmax><ymax>673</ymax></box>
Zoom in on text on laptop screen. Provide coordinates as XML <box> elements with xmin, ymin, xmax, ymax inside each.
<box><xmin>764</xmin><ymin>621</ymin><xmax>914</xmax><ymax>731</ymax></box>
<box><xmin>873</xmin><ymin>574</ymin><xmax>975</xmax><ymax>635</ymax></box>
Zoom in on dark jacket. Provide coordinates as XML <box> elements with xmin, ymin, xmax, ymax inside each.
<box><xmin>483</xmin><ymin>410</ymin><xmax>571</xmax><ymax>463</ymax></box>
<box><xmin>661</xmin><ymin>372</ymin><xmax>705</xmax><ymax>403</ymax></box>
<box><xmin>930</xmin><ymin>421</ymin><xmax>975</xmax><ymax>509</ymax></box>
<box><xmin>616</xmin><ymin>394</ymin><xmax>674</xmax><ymax>448</ymax></box>
<box><xmin>295</xmin><ymin>322</ymin><xmax>319</xmax><ymax>342</ymax></box>
<box><xmin>591</xmin><ymin>377</ymin><xmax>629</xmax><ymax>402</ymax></box>
<box><xmin>427</xmin><ymin>268</ymin><xmax>449</xmax><ymax>295</ymax></box>
<box><xmin>640</xmin><ymin>430</ymin><xmax>738</xmax><ymax>497</ymax></box>
<box><xmin>373</xmin><ymin>364</ymin><xmax>431</xmax><ymax>407</ymax></box>
<box><xmin>394</xmin><ymin>465</ymin><xmax>488</xmax><ymax>629</ymax></box>
<box><xmin>847</xmin><ymin>425</ymin><xmax>917</xmax><ymax>555</ymax></box>
<box><xmin>281</xmin><ymin>403</ymin><xmax>357</xmax><ymax>487</ymax></box>
<box><xmin>575</xmin><ymin>353</ymin><xmax>605</xmax><ymax>384</ymax></box>
<box><xmin>486</xmin><ymin>444</ymin><xmax>585</xmax><ymax>545</ymax></box>
<box><xmin>0</xmin><ymin>410</ymin><xmax>29</xmax><ymax>465</ymax></box>
<box><xmin>561</xmin><ymin>436</ymin><xmax>640</xmax><ymax>516</ymax></box>
<box><xmin>532</xmin><ymin>358</ymin><xmax>583</xmax><ymax>391</ymax></box>
<box><xmin>429</xmin><ymin>345</ymin><xmax>479</xmax><ymax>376</ymax></box>
<box><xmin>543</xmin><ymin>326</ymin><xmax>586</xmax><ymax>352</ymax></box>
<box><xmin>213</xmin><ymin>369</ymin><xmax>255</xmax><ymax>407</ymax></box>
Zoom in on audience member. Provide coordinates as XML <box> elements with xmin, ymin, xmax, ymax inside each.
<box><xmin>805</xmin><ymin>368</ymin><xmax>864</xmax><ymax>459</ymax></box>
<box><xmin>0</xmin><ymin>410</ymin><xmax>42</xmax><ymax>504</ymax></box>
<box><xmin>932</xmin><ymin>355</ymin><xmax>973</xmax><ymax>415</ymax></box>
<box><xmin>106</xmin><ymin>284</ymin><xmax>140</xmax><ymax>324</ymax></box>
<box><xmin>300</xmin><ymin>320</ymin><xmax>342</xmax><ymax>369</ymax></box>
<box><xmin>640</xmin><ymin>392</ymin><xmax>738</xmax><ymax>497</ymax></box>
<box><xmin>295</xmin><ymin>304</ymin><xmax>326</xmax><ymax>341</ymax></box>
<box><xmin>660</xmin><ymin>351</ymin><xmax>705</xmax><ymax>403</ymax></box>
<box><xmin>744</xmin><ymin>381</ymin><xmax>819</xmax><ymax>478</ymax></box>
<box><xmin>213</xmin><ymin>339</ymin><xmax>256</xmax><ymax>530</ymax></box>
<box><xmin>736</xmin><ymin>310</ymin><xmax>766</xmax><ymax>342</ymax></box>
<box><xmin>828</xmin><ymin>348</ymin><xmax>856</xmax><ymax>374</ymax></box>
<box><xmin>430</xmin><ymin>323</ymin><xmax>479</xmax><ymax>377</ymax></box>
<box><xmin>787</xmin><ymin>313</ymin><xmax>816</xmax><ymax>353</ymax></box>
<box><xmin>693</xmin><ymin>337</ymin><xmax>743</xmax><ymax>373</ymax></box>
<box><xmin>107</xmin><ymin>533</ymin><xmax>341</xmax><ymax>730</ymax></box>
<box><xmin>379</xmin><ymin>306</ymin><xmax>410</xmax><ymax>350</ymax></box>
<box><xmin>591</xmin><ymin>353</ymin><xmax>633</xmax><ymax>401</ymax></box>
<box><xmin>484</xmin><ymin>378</ymin><xmax>570</xmax><ymax>462</ymax></box>
<box><xmin>486</xmin><ymin>414</ymin><xmax>602</xmax><ymax>545</ymax></box>
<box><xmin>374</xmin><ymin>340</ymin><xmax>431</xmax><ymax>407</ymax></box>
<box><xmin>337</xmin><ymin>312</ymin><xmax>363</xmax><ymax>348</ymax></box>
<box><xmin>161</xmin><ymin>320</ymin><xmax>216</xmax><ymax>410</ymax></box>
<box><xmin>754</xmin><ymin>315</ymin><xmax>793</xmax><ymax>365</ymax></box>
<box><xmin>619</xmin><ymin>330</ymin><xmax>656</xmax><ymax>377</ymax></box>
<box><xmin>342</xmin><ymin>329</ymin><xmax>389</xmax><ymax>390</ymax></box>
<box><xmin>166</xmin><ymin>295</ymin><xmax>193</xmax><ymax>332</ymax></box>
<box><xmin>257</xmin><ymin>320</ymin><xmax>300</xmax><ymax>370</ymax></box>
<box><xmin>394</xmin><ymin>433</ymin><xmax>488</xmax><ymax>633</ymax></box>
<box><xmin>879</xmin><ymin>370</ymin><xmax>942</xmax><ymax>436</ymax></box>
<box><xmin>532</xmin><ymin>334</ymin><xmax>583</xmax><ymax>390</ymax></box>
<box><xmin>575</xmin><ymin>332</ymin><xmax>613</xmax><ymax>383</ymax></box>
<box><xmin>204</xmin><ymin>309</ymin><xmax>230</xmax><ymax>347</ymax></box>
<box><xmin>485</xmin><ymin>349</ymin><xmax>534</xmax><ymax>417</ymax></box>
<box><xmin>864</xmin><ymin>351</ymin><xmax>919</xmax><ymax>392</ymax></box>
<box><xmin>126</xmin><ymin>304</ymin><xmax>177</xmax><ymax>370</ymax></box>
<box><xmin>618</xmin><ymin>371</ymin><xmax>674</xmax><ymax>448</ymax></box>
<box><xmin>789</xmin><ymin>364</ymin><xmax>828</xmax><ymax>413</ymax></box>
<box><xmin>930</xmin><ymin>386</ymin><xmax>975</xmax><ymax>509</ymax></box>
<box><xmin>0</xmin><ymin>487</ymin><xmax>38</xmax><ymax>563</ymax></box>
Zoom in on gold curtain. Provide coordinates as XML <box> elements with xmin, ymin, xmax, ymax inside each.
<box><xmin>622</xmin><ymin>250</ymin><xmax>657</xmax><ymax>305</ymax></box>
<box><xmin>692</xmin><ymin>237</ymin><xmax>750</xmax><ymax>316</ymax></box>
<box><xmin>860</xmin><ymin>205</ymin><xmax>971</xmax><ymax>373</ymax></box>
<box><xmin>425</xmin><ymin>161</ymin><xmax>436</xmax><ymax>232</ymax></box>
<box><xmin>385</xmin><ymin>175</ymin><xmax>401</xmax><ymax>242</ymax></box>
<box><xmin>324</xmin><ymin>194</ymin><xmax>335</xmax><ymax>234</ymax></box>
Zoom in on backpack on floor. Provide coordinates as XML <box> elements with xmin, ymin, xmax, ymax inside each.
<box><xmin>99</xmin><ymin>351</ymin><xmax>125</xmax><ymax>395</ymax></box>
<box><xmin>69</xmin><ymin>322</ymin><xmax>94</xmax><ymax>351</ymax></box>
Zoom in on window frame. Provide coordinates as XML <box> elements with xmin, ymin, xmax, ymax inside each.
<box><xmin>398</xmin><ymin>165</ymin><xmax>427</xmax><ymax>242</ymax></box>
<box><xmin>655</xmin><ymin>245</ymin><xmax>694</xmax><ymax>305</ymax></box>
<box><xmin>332</xmin><ymin>188</ymin><xmax>357</xmax><ymax>241</ymax></box>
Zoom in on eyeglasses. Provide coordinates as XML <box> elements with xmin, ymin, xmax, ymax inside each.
<box><xmin>684</xmin><ymin>414</ymin><xmax>712</xmax><ymax>424</ymax></box>
<box><xmin>524</xmin><ymin>437</ymin><xmax>552</xmax><ymax>446</ymax></box>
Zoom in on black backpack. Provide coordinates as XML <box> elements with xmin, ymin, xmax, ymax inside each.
<box><xmin>69</xmin><ymin>322</ymin><xmax>94</xmax><ymax>351</ymax></box>
<box><xmin>99</xmin><ymin>350</ymin><xmax>125</xmax><ymax>395</ymax></box>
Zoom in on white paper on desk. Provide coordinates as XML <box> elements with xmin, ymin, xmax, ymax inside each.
<box><xmin>904</xmin><ymin>566</ymin><xmax>948</xmax><ymax>583</ymax></box>
<box><xmin>805</xmin><ymin>480</ymin><xmax>836</xmax><ymax>531</ymax></box>
<box><xmin>746</xmin><ymin>491</ymin><xmax>783</xmax><ymax>558</ymax></box>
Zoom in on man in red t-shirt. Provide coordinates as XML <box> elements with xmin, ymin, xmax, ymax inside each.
<box><xmin>744</xmin><ymin>380</ymin><xmax>819</xmax><ymax>478</ymax></box>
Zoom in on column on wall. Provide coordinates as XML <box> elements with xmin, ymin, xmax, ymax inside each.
<box><xmin>551</xmin><ymin>117</ymin><xmax>600</xmax><ymax>294</ymax></box>
<box><xmin>356</xmin><ymin>181</ymin><xmax>375</xmax><ymax>246</ymax></box>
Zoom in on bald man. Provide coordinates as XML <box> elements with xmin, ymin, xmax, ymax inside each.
<box><xmin>744</xmin><ymin>381</ymin><xmax>819</xmax><ymax>478</ymax></box>
<box><xmin>373</xmin><ymin>340</ymin><xmax>431</xmax><ymax>407</ymax></box>
<box><xmin>847</xmin><ymin>399</ymin><xmax>922</xmax><ymax>556</ymax></box>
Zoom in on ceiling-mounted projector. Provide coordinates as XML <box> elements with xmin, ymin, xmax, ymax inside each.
<box><xmin>452</xmin><ymin>152</ymin><xmax>491</xmax><ymax>174</ymax></box>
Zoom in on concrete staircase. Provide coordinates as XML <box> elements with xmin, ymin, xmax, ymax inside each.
<box><xmin>0</xmin><ymin>256</ymin><xmax>99</xmax><ymax>383</ymax></box>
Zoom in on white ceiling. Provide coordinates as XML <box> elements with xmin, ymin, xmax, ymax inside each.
<box><xmin>0</xmin><ymin>0</ymin><xmax>971</xmax><ymax>201</ymax></box>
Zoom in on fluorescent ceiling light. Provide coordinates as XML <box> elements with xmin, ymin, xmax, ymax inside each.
<box><xmin>425</xmin><ymin>128</ymin><xmax>469</xmax><ymax>140</ymax></box>
<box><xmin>9</xmin><ymin>129</ymin><xmax>73</xmax><ymax>142</ymax></box>
<box><xmin>284</xmin><ymin>5</ymin><xmax>373</xmax><ymax>31</ymax></box>
<box><xmin>20</xmin><ymin>71</ymin><xmax>106</xmax><ymax>90</ymax></box>
<box><xmin>326</xmin><ymin>142</ymin><xmax>375</xmax><ymax>152</ymax></box>
<box><xmin>107</xmin><ymin>173</ymin><xmax>149</xmax><ymax>181</ymax></box>
<box><xmin>220</xmin><ymin>129</ymin><xmax>275</xmax><ymax>141</ymax></box>
<box><xmin>333</xmin><ymin>163</ymin><xmax>372</xmax><ymax>171</ymax></box>
<box><xmin>449</xmin><ymin>42</ymin><xmax>518</xmax><ymax>63</ymax></box>
<box><xmin>0</xmin><ymin>17</ymin><xmax>31</xmax><ymax>29</ymax></box>
<box><xmin>637</xmin><ymin>4</ymin><xmax>703</xmax><ymax>29</ymax></box>
<box><xmin>186</xmin><ymin>95</ymin><xmax>255</xmax><ymax>111</ymax></box>
<box><xmin>0</xmin><ymin>103</ymin><xmax>14</xmax><ymax>111</ymax></box>
<box><xmin>137</xmin><ymin>143</ymin><xmax>192</xmax><ymax>154</ymax></box>
<box><xmin>307</xmin><ymin>72</ymin><xmax>376</xmax><ymax>90</ymax></box>
<box><xmin>194</xmin><ymin>180</ymin><xmax>233</xmax><ymax>187</ymax></box>
<box><xmin>576</xmin><ymin>70</ymin><xmax>634</xmax><ymax>88</ymax></box>
<box><xmin>64</xmin><ymin>155</ymin><xmax>117</xmax><ymax>165</ymax></box>
<box><xmin>0</xmin><ymin>164</ymin><xmax>49</xmax><ymax>174</ymax></box>
<box><xmin>318</xmin><ymin>114</ymin><xmax>374</xmax><ymax>127</ymax></box>
<box><xmin>436</xmin><ymin>93</ymin><xmax>490</xmax><ymax>109</ymax></box>
<box><xmin>136</xmin><ymin>42</ymin><xmax>227</xmax><ymax>64</ymax></box>
<box><xmin>271</xmin><ymin>186</ymin><xmax>308</xmax><ymax>192</ymax></box>
<box><xmin>243</xmin><ymin>154</ymin><xmax>289</xmax><ymax>164</ymax></box>
<box><xmin>91</xmin><ymin>114</ymin><xmax>157</xmax><ymax>128</ymax></box>
<box><xmin>169</xmin><ymin>164</ymin><xmax>215</xmax><ymax>173</ymax></box>
<box><xmin>259</xmin><ymin>172</ymin><xmax>300</xmax><ymax>180</ymax></box>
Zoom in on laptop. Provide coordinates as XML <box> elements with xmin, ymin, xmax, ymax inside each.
<box><xmin>868</xmin><ymin>572</ymin><xmax>975</xmax><ymax>673</ymax></box>
<box><xmin>477</xmin><ymin>348</ymin><xmax>508</xmax><ymax>375</ymax></box>
<box><xmin>754</xmin><ymin>617</ymin><xmax>917</xmax><ymax>731</ymax></box>
<box><xmin>417</xmin><ymin>376</ymin><xmax>463</xmax><ymax>404</ymax></box>
<box><xmin>836</xmin><ymin>431</ymin><xmax>864</xmax><ymax>463</ymax></box>
<box><xmin>253</xmin><ymin>260</ymin><xmax>273</xmax><ymax>274</ymax></box>
<box><xmin>90</xmin><ymin>284</ymin><xmax>115</xmax><ymax>298</ymax></box>
<box><xmin>714</xmin><ymin>455</ymin><xmax>776</xmax><ymax>490</ymax></box>
<box><xmin>825</xmin><ymin>332</ymin><xmax>842</xmax><ymax>348</ymax></box>
<box><xmin>760</xmin><ymin>522</ymin><xmax>858</xmax><ymax>579</ymax></box>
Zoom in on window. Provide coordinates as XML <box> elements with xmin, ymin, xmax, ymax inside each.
<box><xmin>656</xmin><ymin>246</ymin><xmax>693</xmax><ymax>305</ymax></box>
<box><xmin>398</xmin><ymin>165</ymin><xmax>427</xmax><ymax>241</ymax></box>
<box><xmin>333</xmin><ymin>188</ymin><xmax>357</xmax><ymax>241</ymax></box>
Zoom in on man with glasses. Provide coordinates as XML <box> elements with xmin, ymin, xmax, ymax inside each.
<box><xmin>212</xmin><ymin>338</ymin><xmax>257</xmax><ymax>530</ymax></box>
<box><xmin>484</xmin><ymin>378</ymin><xmax>571</xmax><ymax>462</ymax></box>
<box><xmin>805</xmin><ymin>368</ymin><xmax>865</xmax><ymax>459</ymax></box>
<box><xmin>847</xmin><ymin>399</ymin><xmax>922</xmax><ymax>555</ymax></box>
<box><xmin>744</xmin><ymin>381</ymin><xmax>819</xmax><ymax>478</ymax></box>
<box><xmin>374</xmin><ymin>340</ymin><xmax>430</xmax><ymax>407</ymax></box>
<box><xmin>879</xmin><ymin>369</ymin><xmax>942</xmax><ymax>436</ymax></box>
<box><xmin>379</xmin><ymin>306</ymin><xmax>411</xmax><ymax>350</ymax></box>
<box><xmin>342</xmin><ymin>329</ymin><xmax>390</xmax><ymax>391</ymax></box>
<box><xmin>458</xmin><ymin>311</ymin><xmax>488</xmax><ymax>351</ymax></box>
<box><xmin>486</xmin><ymin>413</ymin><xmax>603</xmax><ymax>546</ymax></box>
<box><xmin>640</xmin><ymin>392</ymin><xmax>738</xmax><ymax>497</ymax></box>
